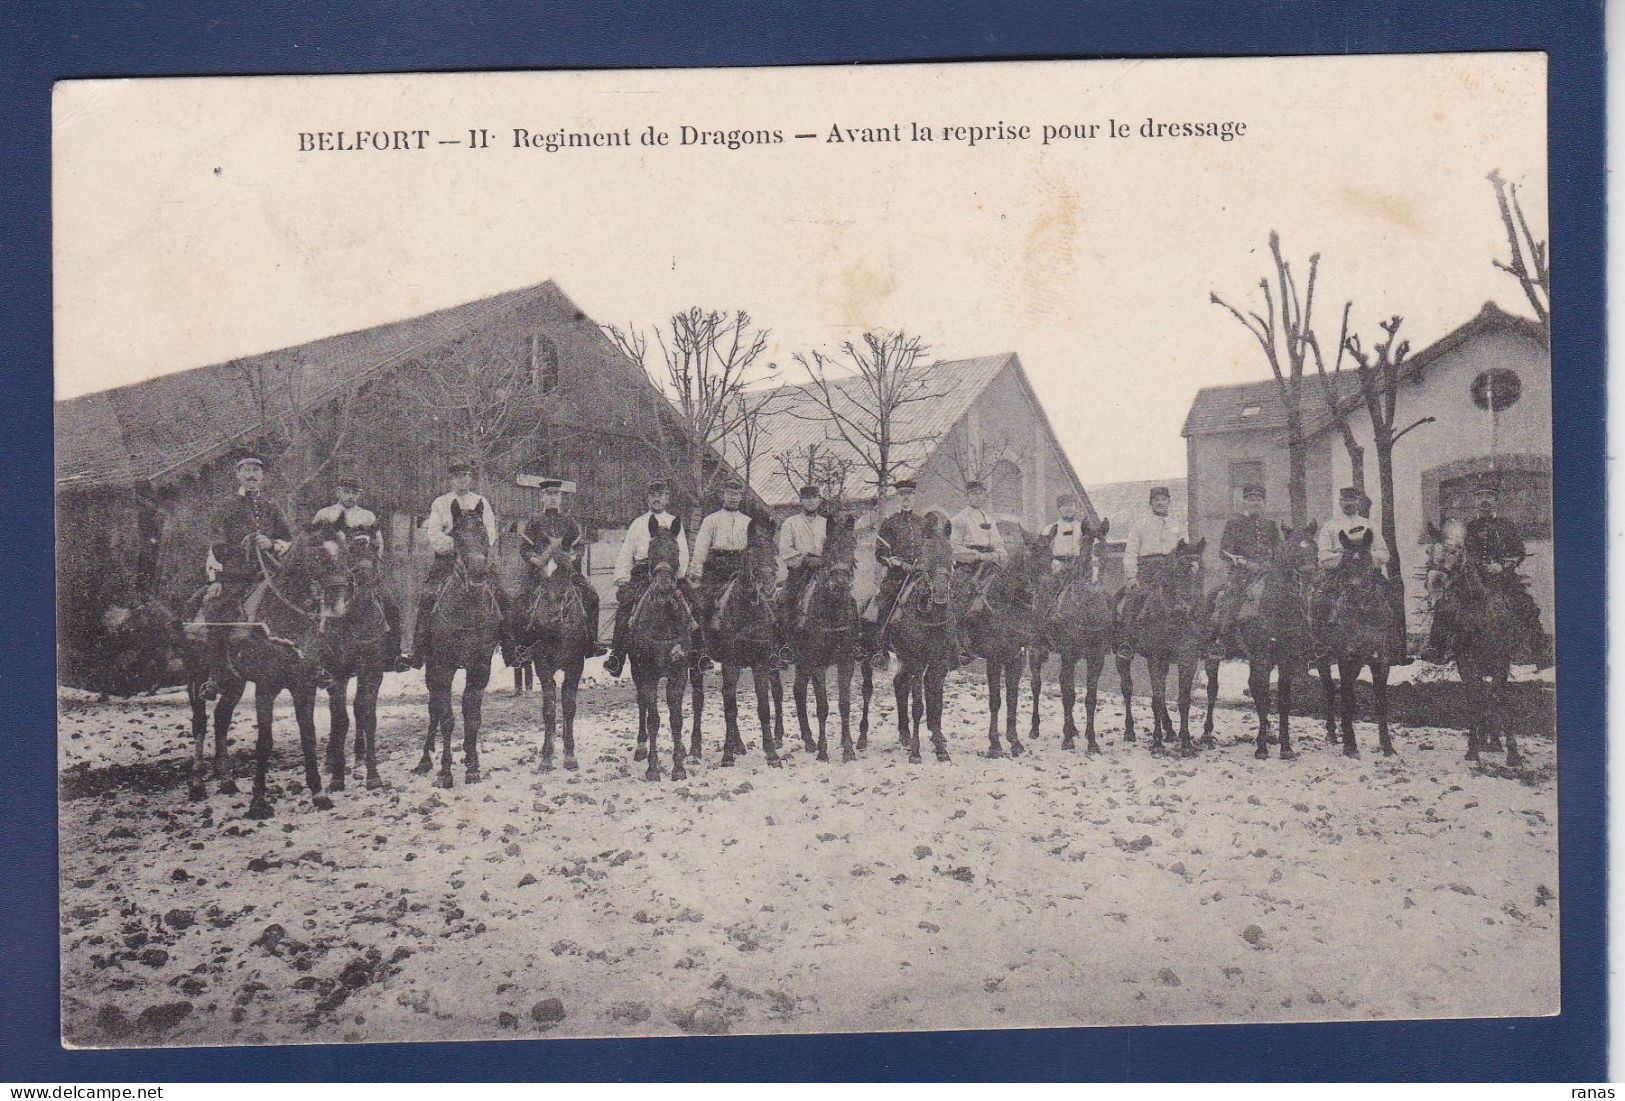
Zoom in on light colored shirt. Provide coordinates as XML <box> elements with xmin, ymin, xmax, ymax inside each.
<box><xmin>1124</xmin><ymin>513</ymin><xmax>1186</xmax><ymax>581</ymax></box>
<box><xmin>690</xmin><ymin>508</ymin><xmax>752</xmax><ymax>579</ymax></box>
<box><xmin>1318</xmin><ymin>513</ymin><xmax>1388</xmax><ymax>567</ymax></box>
<box><xmin>613</xmin><ymin>510</ymin><xmax>690</xmax><ymax>585</ymax></box>
<box><xmin>1045</xmin><ymin>517</ymin><xmax>1085</xmax><ymax>559</ymax></box>
<box><xmin>950</xmin><ymin>507</ymin><xmax>1006</xmax><ymax>564</ymax></box>
<box><xmin>314</xmin><ymin>503</ymin><xmax>383</xmax><ymax>556</ymax></box>
<box><xmin>424</xmin><ymin>491</ymin><xmax>498</xmax><ymax>556</ymax></box>
<box><xmin>777</xmin><ymin>512</ymin><xmax>828</xmax><ymax>577</ymax></box>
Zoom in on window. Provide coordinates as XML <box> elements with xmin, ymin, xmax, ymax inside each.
<box><xmin>531</xmin><ymin>333</ymin><xmax>560</xmax><ymax>394</ymax></box>
<box><xmin>1240</xmin><ymin>404</ymin><xmax>1262</xmax><ymax>417</ymax></box>
<box><xmin>1470</xmin><ymin>368</ymin><xmax>1522</xmax><ymax>412</ymax></box>
<box><xmin>1228</xmin><ymin>459</ymin><xmax>1264</xmax><ymax>512</ymax></box>
<box><xmin>1438</xmin><ymin>467</ymin><xmax>1551</xmax><ymax>540</ymax></box>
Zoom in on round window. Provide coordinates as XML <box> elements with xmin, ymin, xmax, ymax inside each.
<box><xmin>1470</xmin><ymin>368</ymin><xmax>1522</xmax><ymax>411</ymax></box>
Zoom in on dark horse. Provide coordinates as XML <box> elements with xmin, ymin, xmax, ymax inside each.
<box><xmin>1204</xmin><ymin>524</ymin><xmax>1319</xmax><ymax>761</ymax></box>
<box><xmin>788</xmin><ymin>515</ymin><xmax>867</xmax><ymax>763</ymax></box>
<box><xmin>312</xmin><ymin>525</ymin><xmax>393</xmax><ymax>791</ymax></box>
<box><xmin>630</xmin><ymin>518</ymin><xmax>698</xmax><ymax>781</ymax></box>
<box><xmin>411</xmin><ymin>501</ymin><xmax>504</xmax><ymax>788</ymax></box>
<box><xmin>961</xmin><ymin>535</ymin><xmax>1045</xmax><ymax>759</ymax></box>
<box><xmin>513</xmin><ymin>543</ymin><xmax>594</xmax><ymax>771</ymax></box>
<box><xmin>1115</xmin><ymin>538</ymin><xmax>1208</xmax><ymax>757</ymax></box>
<box><xmin>1448</xmin><ymin>548</ymin><xmax>1530</xmax><ymax>767</ymax></box>
<box><xmin>185</xmin><ymin>526</ymin><xmax>349</xmax><ymax>817</ymax></box>
<box><xmin>872</xmin><ymin>527</ymin><xmax>956</xmax><ymax>764</ymax></box>
<box><xmin>1028</xmin><ymin>520</ymin><xmax>1114</xmax><ymax>753</ymax></box>
<box><xmin>1313</xmin><ymin>529</ymin><xmax>1405</xmax><ymax>759</ymax></box>
<box><xmin>692</xmin><ymin>515</ymin><xmax>787</xmax><ymax>767</ymax></box>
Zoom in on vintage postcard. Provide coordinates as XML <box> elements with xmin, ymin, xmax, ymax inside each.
<box><xmin>53</xmin><ymin>54</ymin><xmax>1556</xmax><ymax>1048</ymax></box>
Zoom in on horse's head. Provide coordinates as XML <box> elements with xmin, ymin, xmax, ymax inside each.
<box><xmin>1279</xmin><ymin>521</ymin><xmax>1320</xmax><ymax>576</ymax></box>
<box><xmin>1160</xmin><ymin>538</ymin><xmax>1206</xmax><ymax>603</ymax></box>
<box><xmin>449</xmin><ymin>499</ymin><xmax>493</xmax><ymax>580</ymax></box>
<box><xmin>287</xmin><ymin>523</ymin><xmax>353</xmax><ymax>618</ymax></box>
<box><xmin>1337</xmin><ymin>525</ymin><xmax>1378</xmax><ymax>573</ymax></box>
<box><xmin>816</xmin><ymin>514</ymin><xmax>858</xmax><ymax>592</ymax></box>
<box><xmin>646</xmin><ymin>514</ymin><xmax>684</xmax><ymax>590</ymax></box>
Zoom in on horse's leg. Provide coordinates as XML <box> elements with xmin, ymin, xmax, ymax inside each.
<box><xmin>357</xmin><ymin>669</ymin><xmax>384</xmax><ymax>788</ymax></box>
<box><xmin>246</xmin><ymin>683</ymin><xmax>276</xmax><ymax>819</ymax></box>
<box><xmin>1057</xmin><ymin>651</ymin><xmax>1077</xmax><ymax>751</ymax></box>
<box><xmin>1498</xmin><ymin>668</ymin><xmax>1521</xmax><ymax>767</ymax></box>
<box><xmin>638</xmin><ymin>667</ymin><xmax>661</xmax><ymax>781</ymax></box>
<box><xmin>213</xmin><ymin>678</ymin><xmax>245</xmax><ymax>792</ymax></box>
<box><xmin>1318</xmin><ymin>655</ymin><xmax>1339</xmax><ymax>743</ymax></box>
<box><xmin>1276</xmin><ymin>661</ymin><xmax>1296</xmax><ymax>760</ymax></box>
<box><xmin>1484</xmin><ymin>666</ymin><xmax>1505</xmax><ymax>752</ymax></box>
<box><xmin>1005</xmin><ymin>658</ymin><xmax>1024</xmax><ymax>757</ymax></box>
<box><xmin>326</xmin><ymin>677</ymin><xmax>350</xmax><ymax>791</ymax></box>
<box><xmin>837</xmin><ymin>659</ymin><xmax>855</xmax><ymax>763</ymax></box>
<box><xmin>1148</xmin><ymin>656</ymin><xmax>1168</xmax><ymax>754</ymax></box>
<box><xmin>689</xmin><ymin>661</ymin><xmax>706</xmax><ymax>762</ymax></box>
<box><xmin>1373</xmin><ymin>661</ymin><xmax>1395</xmax><ymax>758</ymax></box>
<box><xmin>415</xmin><ymin>668</ymin><xmax>439</xmax><ymax>774</ymax></box>
<box><xmin>1175</xmin><ymin>655</ymin><xmax>1196</xmax><ymax>757</ymax></box>
<box><xmin>1338</xmin><ymin>658</ymin><xmax>1360</xmax><ymax>758</ymax></box>
<box><xmin>985</xmin><ymin>660</ymin><xmax>1005</xmax><ymax>759</ymax></box>
<box><xmin>1029</xmin><ymin>646</ymin><xmax>1046</xmax><ymax>742</ymax></box>
<box><xmin>720</xmin><ymin>665</ymin><xmax>740</xmax><ymax>767</ymax></box>
<box><xmin>668</xmin><ymin>667</ymin><xmax>689</xmax><ymax>781</ymax></box>
<box><xmin>463</xmin><ymin>654</ymin><xmax>491</xmax><ymax>783</ymax></box>
<box><xmin>294</xmin><ymin>685</ymin><xmax>329</xmax><ymax>807</ymax></box>
<box><xmin>429</xmin><ymin>667</ymin><xmax>456</xmax><ymax>788</ymax></box>
<box><xmin>771</xmin><ymin>667</ymin><xmax>786</xmax><ymax>752</ymax></box>
<box><xmin>1200</xmin><ymin>655</ymin><xmax>1220</xmax><ymax>748</ymax></box>
<box><xmin>754</xmin><ymin>665</ymin><xmax>781</xmax><ymax>766</ymax></box>
<box><xmin>187</xmin><ymin>680</ymin><xmax>209</xmax><ymax>800</ymax></box>
<box><xmin>856</xmin><ymin>656</ymin><xmax>872</xmax><ymax>752</ymax></box>
<box><xmin>1116</xmin><ymin>653</ymin><xmax>1136</xmax><ymax>743</ymax></box>
<box><xmin>928</xmin><ymin>666</ymin><xmax>949</xmax><ymax>762</ymax></box>
<box><xmin>1463</xmin><ymin>663</ymin><xmax>1481</xmax><ymax>762</ymax></box>
<box><xmin>794</xmin><ymin>665</ymin><xmax>817</xmax><ymax>753</ymax></box>
<box><xmin>1249</xmin><ymin>656</ymin><xmax>1271</xmax><ymax>752</ymax></box>
<box><xmin>812</xmin><ymin>664</ymin><xmax>830</xmax><ymax>763</ymax></box>
<box><xmin>633</xmin><ymin>659</ymin><xmax>650</xmax><ymax>763</ymax></box>
<box><xmin>349</xmin><ymin>669</ymin><xmax>367</xmax><ymax>769</ymax></box>
<box><xmin>1083</xmin><ymin>648</ymin><xmax>1104</xmax><ymax>755</ymax></box>
<box><xmin>560</xmin><ymin>661</ymin><xmax>581</xmax><ymax>769</ymax></box>
<box><xmin>895</xmin><ymin>668</ymin><xmax>919</xmax><ymax>762</ymax></box>
<box><xmin>539</xmin><ymin>670</ymin><xmax>558</xmax><ymax>770</ymax></box>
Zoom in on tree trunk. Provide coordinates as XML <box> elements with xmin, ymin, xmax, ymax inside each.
<box><xmin>1375</xmin><ymin>435</ymin><xmax>1406</xmax><ymax>654</ymax></box>
<box><xmin>1285</xmin><ymin>418</ymin><xmax>1308</xmax><ymax>527</ymax></box>
<box><xmin>1337</xmin><ymin>431</ymin><xmax>1366</xmax><ymax>496</ymax></box>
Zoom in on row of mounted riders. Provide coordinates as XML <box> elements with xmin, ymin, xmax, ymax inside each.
<box><xmin>101</xmin><ymin>495</ymin><xmax>1544</xmax><ymax>820</ymax></box>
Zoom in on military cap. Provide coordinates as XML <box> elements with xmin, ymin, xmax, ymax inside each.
<box><xmin>721</xmin><ymin>476</ymin><xmax>745</xmax><ymax>492</ymax></box>
<box><xmin>1057</xmin><ymin>491</ymin><xmax>1078</xmax><ymax>506</ymax></box>
<box><xmin>1242</xmin><ymin>484</ymin><xmax>1267</xmax><ymax>501</ymax></box>
<box><xmin>231</xmin><ymin>448</ymin><xmax>265</xmax><ymax>471</ymax></box>
<box><xmin>1149</xmin><ymin>485</ymin><xmax>1171</xmax><ymax>502</ymax></box>
<box><xmin>798</xmin><ymin>484</ymin><xmax>823</xmax><ymax>499</ymax></box>
<box><xmin>1339</xmin><ymin>486</ymin><xmax>1362</xmax><ymax>501</ymax></box>
<box><xmin>894</xmin><ymin>479</ymin><xmax>918</xmax><ymax>492</ymax></box>
<box><xmin>646</xmin><ymin>478</ymin><xmax>669</xmax><ymax>493</ymax></box>
<box><xmin>537</xmin><ymin>478</ymin><xmax>563</xmax><ymax>491</ymax></box>
<box><xmin>336</xmin><ymin>471</ymin><xmax>361</xmax><ymax>490</ymax></box>
<box><xmin>965</xmin><ymin>479</ymin><xmax>986</xmax><ymax>493</ymax></box>
<box><xmin>448</xmin><ymin>460</ymin><xmax>475</xmax><ymax>475</ymax></box>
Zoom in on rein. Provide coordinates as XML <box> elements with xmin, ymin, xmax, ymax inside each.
<box><xmin>254</xmin><ymin>540</ymin><xmax>322</xmax><ymax>623</ymax></box>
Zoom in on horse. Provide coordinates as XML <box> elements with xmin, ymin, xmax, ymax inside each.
<box><xmin>312</xmin><ymin>526</ymin><xmax>394</xmax><ymax>791</ymax></box>
<box><xmin>1444</xmin><ymin>551</ymin><xmax>1527</xmax><ymax>767</ymax></box>
<box><xmin>1115</xmin><ymin>538</ymin><xmax>1208</xmax><ymax>757</ymax></box>
<box><xmin>185</xmin><ymin>525</ymin><xmax>349</xmax><ymax>818</ymax></box>
<box><xmin>1312</xmin><ymin>530</ymin><xmax>1405</xmax><ymax>758</ymax></box>
<box><xmin>691</xmin><ymin>515</ymin><xmax>787</xmax><ymax>767</ymax></box>
<box><xmin>962</xmin><ymin>533</ymin><xmax>1045</xmax><ymax>759</ymax></box>
<box><xmin>788</xmin><ymin>515</ymin><xmax>866</xmax><ymax>763</ymax></box>
<box><xmin>410</xmin><ymin>501</ymin><xmax>504</xmax><ymax>788</ymax></box>
<box><xmin>1027</xmin><ymin>520</ymin><xmax>1114</xmax><ymax>753</ymax></box>
<box><xmin>629</xmin><ymin>518</ymin><xmax>698</xmax><ymax>781</ymax></box>
<box><xmin>1206</xmin><ymin>524</ymin><xmax>1319</xmax><ymax>761</ymax></box>
<box><xmin>875</xmin><ymin>533</ymin><xmax>956</xmax><ymax>764</ymax></box>
<box><xmin>513</xmin><ymin>542</ymin><xmax>594</xmax><ymax>772</ymax></box>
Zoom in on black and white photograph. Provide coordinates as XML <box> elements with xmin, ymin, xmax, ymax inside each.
<box><xmin>52</xmin><ymin>55</ymin><xmax>1558</xmax><ymax>1047</ymax></box>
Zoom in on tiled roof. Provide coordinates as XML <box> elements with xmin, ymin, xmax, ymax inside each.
<box><xmin>746</xmin><ymin>354</ymin><xmax>1015</xmax><ymax>506</ymax></box>
<box><xmin>55</xmin><ymin>282</ymin><xmax>568</xmax><ymax>490</ymax></box>
<box><xmin>1182</xmin><ymin>302</ymin><xmax>1546</xmax><ymax>439</ymax></box>
<box><xmin>1083</xmin><ymin>478</ymin><xmax>1188</xmax><ymax>535</ymax></box>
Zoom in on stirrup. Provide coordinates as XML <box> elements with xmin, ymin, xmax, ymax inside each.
<box><xmin>198</xmin><ymin>678</ymin><xmax>221</xmax><ymax>702</ymax></box>
<box><xmin>603</xmin><ymin>651</ymin><xmax>625</xmax><ymax>677</ymax></box>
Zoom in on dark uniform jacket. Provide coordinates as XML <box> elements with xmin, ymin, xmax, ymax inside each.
<box><xmin>522</xmin><ymin>510</ymin><xmax>584</xmax><ymax>558</ymax></box>
<box><xmin>1464</xmin><ymin>516</ymin><xmax>1525</xmax><ymax>564</ymax></box>
<box><xmin>210</xmin><ymin>491</ymin><xmax>292</xmax><ymax>585</ymax></box>
<box><xmin>1220</xmin><ymin>514</ymin><xmax>1281</xmax><ymax>564</ymax></box>
<box><xmin>876</xmin><ymin>511</ymin><xmax>928</xmax><ymax>576</ymax></box>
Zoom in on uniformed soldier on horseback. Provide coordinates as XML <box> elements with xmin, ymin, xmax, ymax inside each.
<box><xmin>603</xmin><ymin>478</ymin><xmax>696</xmax><ymax>678</ymax></box>
<box><xmin>197</xmin><ymin>450</ymin><xmax>293</xmax><ymax>701</ymax></box>
<box><xmin>1423</xmin><ymin>478</ymin><xmax>1551</xmax><ymax>667</ymax></box>
<box><xmin>1042</xmin><ymin>492</ymin><xmax>1089</xmax><ymax>574</ymax></box>
<box><xmin>688</xmin><ymin>476</ymin><xmax>755</xmax><ymax>657</ymax></box>
<box><xmin>776</xmin><ymin>484</ymin><xmax>830</xmax><ymax>664</ymax></box>
<box><xmin>1212</xmin><ymin>483</ymin><xmax>1281</xmax><ymax>653</ymax></box>
<box><xmin>947</xmin><ymin>480</ymin><xmax>1003</xmax><ymax>663</ymax></box>
<box><xmin>1115</xmin><ymin>484</ymin><xmax>1186</xmax><ymax>637</ymax></box>
<box><xmin>862</xmin><ymin>479</ymin><xmax>927</xmax><ymax>656</ymax></box>
<box><xmin>313</xmin><ymin>471</ymin><xmax>409</xmax><ymax>671</ymax></box>
<box><xmin>409</xmin><ymin>461</ymin><xmax>503</xmax><ymax>670</ymax></box>
<box><xmin>518</xmin><ymin>478</ymin><xmax>606</xmax><ymax>657</ymax></box>
<box><xmin>1311</xmin><ymin>486</ymin><xmax>1387</xmax><ymax>636</ymax></box>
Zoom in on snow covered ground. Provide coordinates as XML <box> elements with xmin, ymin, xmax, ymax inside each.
<box><xmin>58</xmin><ymin>661</ymin><xmax>1559</xmax><ymax>1047</ymax></box>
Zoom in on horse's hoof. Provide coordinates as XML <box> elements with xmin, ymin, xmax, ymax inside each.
<box><xmin>856</xmin><ymin>735</ymin><xmax>868</xmax><ymax>751</ymax></box>
<box><xmin>1506</xmin><ymin>751</ymin><xmax>1524</xmax><ymax>768</ymax></box>
<box><xmin>767</xmin><ymin>756</ymin><xmax>784</xmax><ymax>768</ymax></box>
<box><xmin>1254</xmin><ymin>747</ymin><xmax>1269</xmax><ymax>760</ymax></box>
<box><xmin>1343</xmin><ymin>745</ymin><xmax>1359</xmax><ymax>759</ymax></box>
<box><xmin>688</xmin><ymin>751</ymin><xmax>701</xmax><ymax>763</ymax></box>
<box><xmin>1086</xmin><ymin>741</ymin><xmax>1101</xmax><ymax>756</ymax></box>
<box><xmin>634</xmin><ymin>747</ymin><xmax>648</xmax><ymax>762</ymax></box>
<box><xmin>434</xmin><ymin>773</ymin><xmax>454</xmax><ymax>789</ymax></box>
<box><xmin>671</xmin><ymin>766</ymin><xmax>688</xmax><ymax>781</ymax></box>
<box><xmin>312</xmin><ymin>794</ymin><xmax>335</xmax><ymax>811</ymax></box>
<box><xmin>365</xmin><ymin>776</ymin><xmax>384</xmax><ymax>790</ymax></box>
<box><xmin>987</xmin><ymin>744</ymin><xmax>1004</xmax><ymax>759</ymax></box>
<box><xmin>1279</xmin><ymin>748</ymin><xmax>1298</xmax><ymax>761</ymax></box>
<box><xmin>563</xmin><ymin>757</ymin><xmax>578</xmax><ymax>772</ymax></box>
<box><xmin>246</xmin><ymin>799</ymin><xmax>274</xmax><ymax>820</ymax></box>
<box><xmin>721</xmin><ymin>755</ymin><xmax>735</xmax><ymax>768</ymax></box>
<box><xmin>328</xmin><ymin>776</ymin><xmax>346</xmax><ymax>792</ymax></box>
<box><xmin>817</xmin><ymin>750</ymin><xmax>829</xmax><ymax>763</ymax></box>
<box><xmin>540</xmin><ymin>758</ymin><xmax>554</xmax><ymax>772</ymax></box>
<box><xmin>188</xmin><ymin>781</ymin><xmax>207</xmax><ymax>801</ymax></box>
<box><xmin>218</xmin><ymin>779</ymin><xmax>239</xmax><ymax>796</ymax></box>
<box><xmin>1123</xmin><ymin>731</ymin><xmax>1136</xmax><ymax>743</ymax></box>
<box><xmin>466</xmin><ymin>768</ymin><xmax>482</xmax><ymax>784</ymax></box>
<box><xmin>1380</xmin><ymin>746</ymin><xmax>1396</xmax><ymax>758</ymax></box>
<box><xmin>842</xmin><ymin>747</ymin><xmax>857</xmax><ymax>763</ymax></box>
<box><xmin>411</xmin><ymin>757</ymin><xmax>434</xmax><ymax>775</ymax></box>
<box><xmin>1200</xmin><ymin>736</ymin><xmax>1218</xmax><ymax>750</ymax></box>
<box><xmin>644</xmin><ymin>769</ymin><xmax>660</xmax><ymax>782</ymax></box>
<box><xmin>1061</xmin><ymin>737</ymin><xmax>1075</xmax><ymax>751</ymax></box>
<box><xmin>1008</xmin><ymin>740</ymin><xmax>1024</xmax><ymax>758</ymax></box>
<box><xmin>935</xmin><ymin>750</ymin><xmax>951</xmax><ymax>763</ymax></box>
<box><xmin>908</xmin><ymin>752</ymin><xmax>922</xmax><ymax>764</ymax></box>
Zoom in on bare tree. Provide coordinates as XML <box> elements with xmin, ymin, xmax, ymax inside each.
<box><xmin>942</xmin><ymin>430</ymin><xmax>1019</xmax><ymax>491</ymax></box>
<box><xmin>722</xmin><ymin>385</ymin><xmax>784</xmax><ymax>494</ymax></box>
<box><xmin>1488</xmin><ymin>169</ymin><xmax>1550</xmax><ymax>341</ymax></box>
<box><xmin>1211</xmin><ymin>232</ymin><xmax>1318</xmax><ymax>525</ymax></box>
<box><xmin>606</xmin><ymin>308</ymin><xmax>776</xmax><ymax>529</ymax></box>
<box><xmin>790</xmin><ymin>331</ymin><xmax>945</xmax><ymax>514</ymax></box>
<box><xmin>227</xmin><ymin>354</ymin><xmax>366</xmax><ymax>519</ymax></box>
<box><xmin>775</xmin><ymin>442</ymin><xmax>855</xmax><ymax>507</ymax></box>
<box><xmin>1305</xmin><ymin>300</ymin><xmax>1367</xmax><ymax>496</ymax></box>
<box><xmin>1345</xmin><ymin>314</ymin><xmax>1436</xmax><ymax>651</ymax></box>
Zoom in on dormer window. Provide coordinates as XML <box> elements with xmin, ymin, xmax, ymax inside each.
<box><xmin>1240</xmin><ymin>404</ymin><xmax>1262</xmax><ymax>417</ymax></box>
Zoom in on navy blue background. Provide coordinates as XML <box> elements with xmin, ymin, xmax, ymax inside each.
<box><xmin>1</xmin><ymin>0</ymin><xmax>1605</xmax><ymax>1082</ymax></box>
